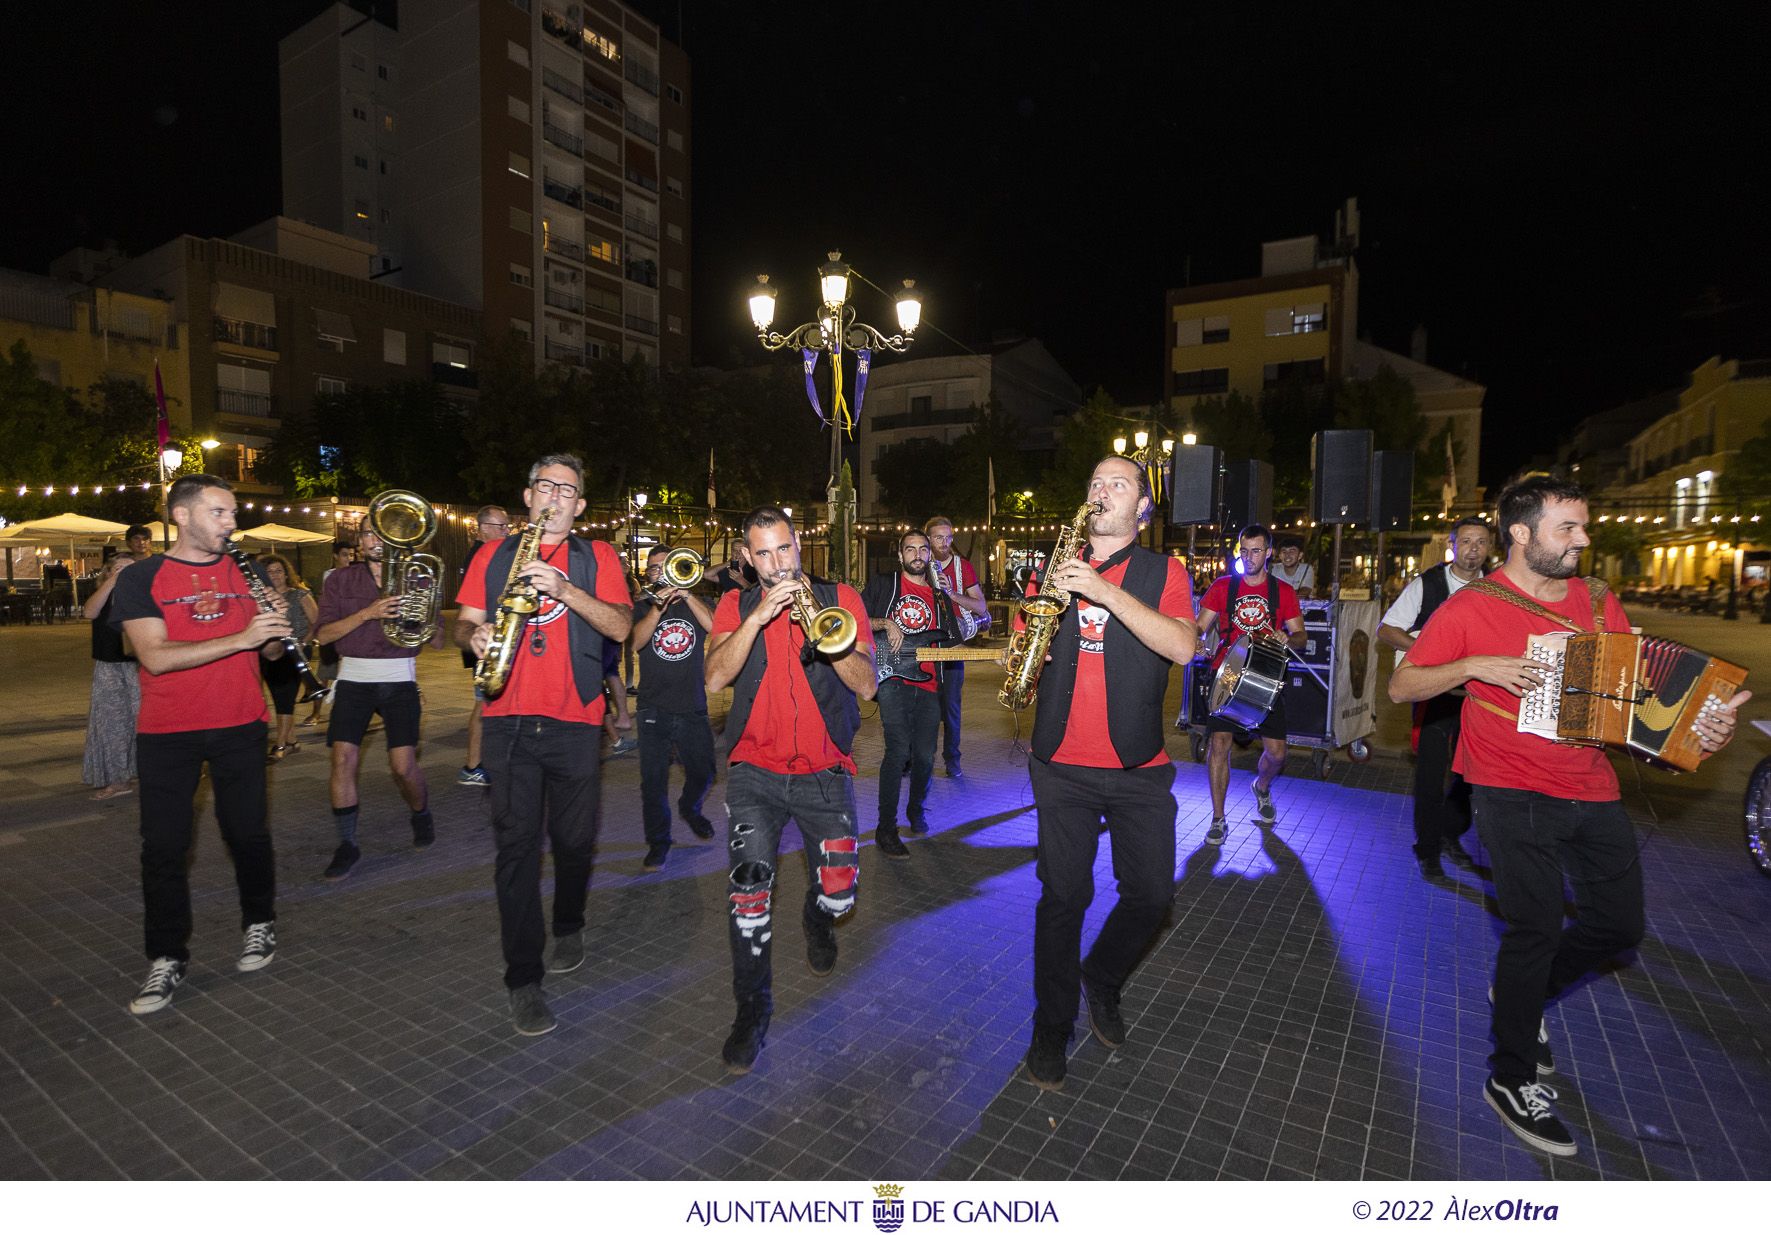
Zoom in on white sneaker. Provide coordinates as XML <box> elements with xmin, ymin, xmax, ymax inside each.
<box><xmin>237</xmin><ymin>922</ymin><xmax>277</xmax><ymax>973</ymax></box>
<box><xmin>129</xmin><ymin>958</ymin><xmax>187</xmax><ymax>1015</ymax></box>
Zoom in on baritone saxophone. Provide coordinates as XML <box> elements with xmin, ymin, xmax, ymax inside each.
<box><xmin>998</xmin><ymin>499</ymin><xmax>1103</xmax><ymax>711</ymax></box>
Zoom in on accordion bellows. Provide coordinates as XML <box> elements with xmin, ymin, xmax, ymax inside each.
<box><xmin>1519</xmin><ymin>631</ymin><xmax>1747</xmax><ymax>773</ymax></box>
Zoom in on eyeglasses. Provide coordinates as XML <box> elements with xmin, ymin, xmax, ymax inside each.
<box><xmin>480</xmin><ymin>521</ymin><xmax>510</xmax><ymax>531</ymax></box>
<box><xmin>532</xmin><ymin>479</ymin><xmax>580</xmax><ymax>499</ymax></box>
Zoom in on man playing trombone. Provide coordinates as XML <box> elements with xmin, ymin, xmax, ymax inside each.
<box><xmin>704</xmin><ymin>506</ymin><xmax>876</xmax><ymax>1075</ymax></box>
<box><xmin>631</xmin><ymin>545</ymin><xmax>719</xmax><ymax>872</ymax></box>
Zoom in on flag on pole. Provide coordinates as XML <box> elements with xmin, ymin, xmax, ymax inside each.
<box><xmin>987</xmin><ymin>456</ymin><xmax>997</xmax><ymax>526</ymax></box>
<box><xmin>152</xmin><ymin>360</ymin><xmax>171</xmax><ymax>451</ymax></box>
<box><xmin>706</xmin><ymin>448</ymin><xmax>717</xmax><ymax>510</ymax></box>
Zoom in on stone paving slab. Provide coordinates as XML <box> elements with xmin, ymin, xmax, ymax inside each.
<box><xmin>0</xmin><ymin>616</ymin><xmax>1767</xmax><ymax>1181</ymax></box>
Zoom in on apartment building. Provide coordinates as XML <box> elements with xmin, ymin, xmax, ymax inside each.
<box><xmin>279</xmin><ymin>0</ymin><xmax>690</xmax><ymax>371</ymax></box>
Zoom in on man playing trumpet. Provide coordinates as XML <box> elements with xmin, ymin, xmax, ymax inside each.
<box><xmin>704</xmin><ymin>506</ymin><xmax>876</xmax><ymax>1075</ymax></box>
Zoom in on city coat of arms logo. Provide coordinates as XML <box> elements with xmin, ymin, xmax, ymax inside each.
<box><xmin>871</xmin><ymin>1183</ymin><xmax>905</xmax><ymax>1233</ymax></box>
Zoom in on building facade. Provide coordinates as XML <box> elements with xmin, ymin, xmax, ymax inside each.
<box><xmin>279</xmin><ymin>0</ymin><xmax>690</xmax><ymax>372</ymax></box>
<box><xmin>855</xmin><ymin>337</ymin><xmax>1083</xmax><ymax>518</ymax></box>
<box><xmin>100</xmin><ymin>217</ymin><xmax>482</xmax><ymax>495</ymax></box>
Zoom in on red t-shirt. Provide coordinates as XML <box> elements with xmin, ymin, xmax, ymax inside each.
<box><xmin>1405</xmin><ymin>574</ymin><xmax>1632</xmax><ymax>801</ymax></box>
<box><xmin>1200</xmin><ymin>573</ymin><xmax>1303</xmax><ymax>668</ymax></box>
<box><xmin>884</xmin><ymin>577</ymin><xmax>942</xmax><ymax>694</ymax></box>
<box><xmin>932</xmin><ymin>555</ymin><xmax>978</xmax><ymax>595</ymax></box>
<box><xmin>712</xmin><ymin>583</ymin><xmax>874</xmax><ymax>775</ymax></box>
<box><xmin>110</xmin><ymin>554</ymin><xmax>269</xmax><ymax>734</ymax></box>
<box><xmin>454</xmin><ymin>537</ymin><xmax>632</xmax><ymax>725</ymax></box>
<box><xmin>1022</xmin><ymin>553</ymin><xmax>1194</xmax><ymax>769</ymax></box>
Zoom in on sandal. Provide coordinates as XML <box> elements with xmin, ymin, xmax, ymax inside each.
<box><xmin>90</xmin><ymin>784</ymin><xmax>135</xmax><ymax>801</ymax></box>
<box><xmin>267</xmin><ymin>744</ymin><xmax>292</xmax><ymax>763</ymax></box>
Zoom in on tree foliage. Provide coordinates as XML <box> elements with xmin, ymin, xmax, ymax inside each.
<box><xmin>1720</xmin><ymin>431</ymin><xmax>1771</xmax><ymax>518</ymax></box>
<box><xmin>1033</xmin><ymin>388</ymin><xmax>1126</xmax><ymax>512</ymax></box>
<box><xmin>1189</xmin><ymin>390</ymin><xmax>1273</xmax><ymax>466</ymax></box>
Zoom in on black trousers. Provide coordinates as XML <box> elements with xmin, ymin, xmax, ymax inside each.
<box><xmin>482</xmin><ymin>715</ymin><xmax>603</xmax><ymax>989</ymax></box>
<box><xmin>937</xmin><ymin>662</ymin><xmax>965</xmax><ymax>768</ymax></box>
<box><xmin>1029</xmin><ymin>755</ymin><xmax>1178</xmax><ymax>1030</ymax></box>
<box><xmin>1412</xmin><ymin>695</ymin><xmax>1472</xmax><ymax>859</ymax></box>
<box><xmin>877</xmin><ymin>678</ymin><xmax>939</xmax><ymax>827</ymax></box>
<box><xmin>1473</xmin><ymin>785</ymin><xmax>1645</xmax><ymax>1084</ymax></box>
<box><xmin>136</xmin><ymin>720</ymin><xmax>276</xmax><ymax>962</ymax></box>
<box><xmin>725</xmin><ymin>763</ymin><xmax>859</xmax><ymax>1006</ymax></box>
<box><xmin>636</xmin><ymin>705</ymin><xmax>716</xmax><ymax>846</ymax></box>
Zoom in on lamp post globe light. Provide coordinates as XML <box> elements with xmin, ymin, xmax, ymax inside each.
<box><xmin>746</xmin><ymin>251</ymin><xmax>921</xmax><ymax>579</ymax></box>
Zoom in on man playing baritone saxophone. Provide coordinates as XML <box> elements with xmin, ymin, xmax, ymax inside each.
<box><xmin>704</xmin><ymin>506</ymin><xmax>876</xmax><ymax>1076</ymax></box>
<box><xmin>1391</xmin><ymin>476</ymin><xmax>1748</xmax><ymax>1158</ymax></box>
<box><xmin>313</xmin><ymin>524</ymin><xmax>444</xmax><ymax>882</ymax></box>
<box><xmin>1020</xmin><ymin>457</ymin><xmax>1196</xmax><ymax>1092</ymax></box>
<box><xmin>453</xmin><ymin>454</ymin><xmax>635</xmax><ymax>1036</ymax></box>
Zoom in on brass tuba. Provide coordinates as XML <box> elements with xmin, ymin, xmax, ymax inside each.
<box><xmin>640</xmin><ymin>546</ymin><xmax>704</xmax><ymax>601</ymax></box>
<box><xmin>366</xmin><ymin>489</ymin><xmax>445</xmax><ymax>648</ymax></box>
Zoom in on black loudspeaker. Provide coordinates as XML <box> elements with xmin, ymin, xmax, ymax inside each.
<box><xmin>1370</xmin><ymin>450</ymin><xmax>1414</xmax><ymax>531</ymax></box>
<box><xmin>1311</xmin><ymin>429</ymin><xmax>1373</xmax><ymax>524</ymax></box>
<box><xmin>1223</xmin><ymin>459</ymin><xmax>1273</xmax><ymax>532</ymax></box>
<box><xmin>1168</xmin><ymin>443</ymin><xmax>1222</xmax><ymax>526</ymax></box>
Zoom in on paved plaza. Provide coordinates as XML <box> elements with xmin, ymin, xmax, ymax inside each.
<box><xmin>0</xmin><ymin>612</ymin><xmax>1767</xmax><ymax>1181</ymax></box>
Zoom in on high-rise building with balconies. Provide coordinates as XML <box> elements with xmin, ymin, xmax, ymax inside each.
<box><xmin>279</xmin><ymin>0</ymin><xmax>690</xmax><ymax>372</ymax></box>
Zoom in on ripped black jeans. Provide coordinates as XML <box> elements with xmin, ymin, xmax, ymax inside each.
<box><xmin>725</xmin><ymin>762</ymin><xmax>859</xmax><ymax>1007</ymax></box>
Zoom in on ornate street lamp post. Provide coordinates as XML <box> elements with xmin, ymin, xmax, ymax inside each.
<box><xmin>1113</xmin><ymin>428</ymin><xmax>1175</xmax><ymax>548</ymax></box>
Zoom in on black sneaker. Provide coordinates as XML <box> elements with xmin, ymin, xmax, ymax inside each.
<box><xmin>806</xmin><ymin>919</ymin><xmax>838</xmax><ymax>977</ymax></box>
<box><xmin>510</xmin><ymin>983</ymin><xmax>556</xmax><ymax>1036</ymax></box>
<box><xmin>237</xmin><ymin>921</ymin><xmax>276</xmax><ymax>972</ymax></box>
<box><xmin>1081</xmin><ymin>975</ymin><xmax>1126</xmax><ymax>1049</ymax></box>
<box><xmin>1489</xmin><ymin>986</ymin><xmax>1555</xmax><ymax>1075</ymax></box>
<box><xmin>1023</xmin><ymin>1024</ymin><xmax>1070</xmax><ymax>1091</ymax></box>
<box><xmin>906</xmin><ymin>814</ymin><xmax>930</xmax><ymax>837</ymax></box>
<box><xmin>1483</xmin><ymin>1077</ymin><xmax>1576</xmax><ymax>1156</ymax></box>
<box><xmin>548</xmin><ymin>931</ymin><xmax>585</xmax><ymax>974</ymax></box>
<box><xmin>410</xmin><ymin>810</ymin><xmax>435</xmax><ymax>850</ymax></box>
<box><xmin>1205</xmin><ymin>818</ymin><xmax>1228</xmax><ymax>846</ymax></box>
<box><xmin>1442</xmin><ymin>838</ymin><xmax>1479</xmax><ymax>870</ymax></box>
<box><xmin>722</xmin><ymin>999</ymin><xmax>772</xmax><ymax>1075</ymax></box>
<box><xmin>875</xmin><ymin>826</ymin><xmax>910</xmax><ymax>861</ymax></box>
<box><xmin>684</xmin><ymin>812</ymin><xmax>716</xmax><ymax>841</ymax></box>
<box><xmin>1252</xmin><ymin>782</ymin><xmax>1276</xmax><ymax>822</ymax></box>
<box><xmin>1418</xmin><ymin>853</ymin><xmax>1449</xmax><ymax>883</ymax></box>
<box><xmin>323</xmin><ymin>843</ymin><xmax>360</xmax><ymax>881</ymax></box>
<box><xmin>643</xmin><ymin>843</ymin><xmax>670</xmax><ymax>872</ymax></box>
<box><xmin>128</xmin><ymin>957</ymin><xmax>186</xmax><ymax>1015</ymax></box>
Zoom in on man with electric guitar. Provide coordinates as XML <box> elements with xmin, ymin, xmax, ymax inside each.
<box><xmin>864</xmin><ymin>530</ymin><xmax>997</xmax><ymax>857</ymax></box>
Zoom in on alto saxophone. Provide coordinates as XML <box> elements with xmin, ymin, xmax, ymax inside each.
<box><xmin>998</xmin><ymin>498</ymin><xmax>1103</xmax><ymax>711</ymax></box>
<box><xmin>474</xmin><ymin>507</ymin><xmax>556</xmax><ymax>699</ymax></box>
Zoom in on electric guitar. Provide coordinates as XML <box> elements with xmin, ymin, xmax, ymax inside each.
<box><xmin>875</xmin><ymin>630</ymin><xmax>1002</xmax><ymax>685</ymax></box>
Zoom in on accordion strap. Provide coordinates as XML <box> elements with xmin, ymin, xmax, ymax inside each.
<box><xmin>1464</xmin><ymin>576</ymin><xmax>1610</xmax><ymax>633</ymax></box>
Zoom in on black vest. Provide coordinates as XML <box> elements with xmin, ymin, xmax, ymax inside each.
<box><xmin>1411</xmin><ymin>562</ymin><xmax>1455</xmax><ymax>634</ymax></box>
<box><xmin>725</xmin><ymin>578</ymin><xmax>861</xmax><ymax>756</ymax></box>
<box><xmin>481</xmin><ymin>534</ymin><xmax>605</xmax><ymax>706</ymax></box>
<box><xmin>1030</xmin><ymin>544</ymin><xmax>1173</xmax><ymax>767</ymax></box>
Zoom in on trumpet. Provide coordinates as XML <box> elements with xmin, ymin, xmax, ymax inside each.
<box><xmin>366</xmin><ymin>488</ymin><xmax>445</xmax><ymax>648</ymax></box>
<box><xmin>640</xmin><ymin>546</ymin><xmax>704</xmax><ymax>602</ymax></box>
<box><xmin>788</xmin><ymin>578</ymin><xmax>858</xmax><ymax>659</ymax></box>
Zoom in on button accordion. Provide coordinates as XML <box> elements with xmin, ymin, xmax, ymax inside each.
<box><xmin>1518</xmin><ymin>630</ymin><xmax>1746</xmax><ymax>772</ymax></box>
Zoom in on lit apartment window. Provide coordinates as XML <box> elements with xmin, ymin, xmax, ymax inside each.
<box><xmin>509</xmin><ymin>207</ymin><xmax>532</xmax><ymax>234</ymax></box>
<box><xmin>383</xmin><ymin>329</ymin><xmax>407</xmax><ymax>365</ymax></box>
<box><xmin>508</xmin><ymin>95</ymin><xmax>530</xmax><ymax>124</ymax></box>
<box><xmin>382</xmin><ymin>112</ymin><xmax>396</xmax><ymax>133</ymax></box>
<box><xmin>509</xmin><ymin>151</ymin><xmax>531</xmax><ymax>178</ymax></box>
<box><xmin>1173</xmin><ymin>368</ymin><xmax>1230</xmax><ymax>396</ymax></box>
<box><xmin>586</xmin><ymin>238</ymin><xmax>617</xmax><ymax>265</ymax></box>
<box><xmin>354</xmin><ymin>199</ymin><xmax>370</xmax><ymax>220</ymax></box>
<box><xmin>1292</xmin><ymin>303</ymin><xmax>1325</xmax><ymax>333</ymax></box>
<box><xmin>507</xmin><ymin>40</ymin><xmax>530</xmax><ymax>68</ymax></box>
<box><xmin>317</xmin><ymin>376</ymin><xmax>348</xmax><ymax>395</ymax></box>
<box><xmin>582</xmin><ymin>26</ymin><xmax>618</xmax><ymax>61</ymax></box>
<box><xmin>510</xmin><ymin>262</ymin><xmax>533</xmax><ymax>287</ymax></box>
<box><xmin>511</xmin><ymin>318</ymin><xmax>533</xmax><ymax>341</ymax></box>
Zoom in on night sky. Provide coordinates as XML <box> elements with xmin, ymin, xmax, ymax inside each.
<box><xmin>5</xmin><ymin>2</ymin><xmax>1767</xmax><ymax>485</ymax></box>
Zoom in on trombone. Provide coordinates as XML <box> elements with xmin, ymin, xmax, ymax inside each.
<box><xmin>639</xmin><ymin>546</ymin><xmax>704</xmax><ymax>602</ymax></box>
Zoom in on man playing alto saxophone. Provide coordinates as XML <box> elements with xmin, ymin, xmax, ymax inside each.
<box><xmin>1020</xmin><ymin>456</ymin><xmax>1196</xmax><ymax>1092</ymax></box>
<box><xmin>704</xmin><ymin>506</ymin><xmax>876</xmax><ymax>1075</ymax></box>
<box><xmin>453</xmin><ymin>454</ymin><xmax>634</xmax><ymax>1036</ymax></box>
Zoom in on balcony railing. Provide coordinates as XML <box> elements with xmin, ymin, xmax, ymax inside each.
<box><xmin>624</xmin><ymin>314</ymin><xmax>659</xmax><ymax>337</ymax></box>
<box><xmin>624</xmin><ymin>168</ymin><xmax>659</xmax><ymax>193</ymax></box>
<box><xmin>625</xmin><ymin>260</ymin><xmax>658</xmax><ymax>288</ymax></box>
<box><xmin>542</xmin><ymin>68</ymin><xmax>583</xmax><ymax>104</ymax></box>
<box><xmin>213</xmin><ymin>317</ymin><xmax>277</xmax><ymax>351</ymax></box>
<box><xmin>542</xmin><ymin>121</ymin><xmax>583</xmax><ymax>156</ymax></box>
<box><xmin>584</xmin><ymin>183</ymin><xmax>620</xmax><ymax>215</ymax></box>
<box><xmin>624</xmin><ymin>213</ymin><xmax>658</xmax><ymax>240</ymax></box>
<box><xmin>584</xmin><ymin>80</ymin><xmax>621</xmax><ymax>115</ymax></box>
<box><xmin>543</xmin><ymin>234</ymin><xmax>586</xmax><ymax>262</ymax></box>
<box><xmin>541</xmin><ymin>8</ymin><xmax>579</xmax><ymax>50</ymax></box>
<box><xmin>624</xmin><ymin>112</ymin><xmax>659</xmax><ymax>144</ymax></box>
<box><xmin>217</xmin><ymin>389</ymin><xmax>274</xmax><ymax>418</ymax></box>
<box><xmin>542</xmin><ymin>176</ymin><xmax>583</xmax><ymax>209</ymax></box>
<box><xmin>431</xmin><ymin>362</ymin><xmax>479</xmax><ymax>389</ymax></box>
<box><xmin>624</xmin><ymin>60</ymin><xmax>660</xmax><ymax>96</ymax></box>
<box><xmin>544</xmin><ymin>339</ymin><xmax>584</xmax><ymax>366</ymax></box>
<box><xmin>545</xmin><ymin>286</ymin><xmax>585</xmax><ymax>314</ymax></box>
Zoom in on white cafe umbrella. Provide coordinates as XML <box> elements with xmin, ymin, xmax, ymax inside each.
<box><xmin>0</xmin><ymin>512</ymin><xmax>133</xmax><ymax>565</ymax></box>
<box><xmin>232</xmin><ymin>523</ymin><xmax>335</xmax><ymax>547</ymax></box>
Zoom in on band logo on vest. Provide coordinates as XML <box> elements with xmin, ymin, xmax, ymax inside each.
<box><xmin>652</xmin><ymin>617</ymin><xmax>697</xmax><ymax>661</ymax></box>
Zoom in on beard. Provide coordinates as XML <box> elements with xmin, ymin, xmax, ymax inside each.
<box><xmin>1524</xmin><ymin>536</ymin><xmax>1581</xmax><ymax>579</ymax></box>
<box><xmin>904</xmin><ymin>559</ymin><xmax>928</xmax><ymax>576</ymax></box>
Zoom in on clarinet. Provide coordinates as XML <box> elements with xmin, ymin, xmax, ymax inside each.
<box><xmin>223</xmin><ymin>542</ymin><xmax>331</xmax><ymax>703</ymax></box>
